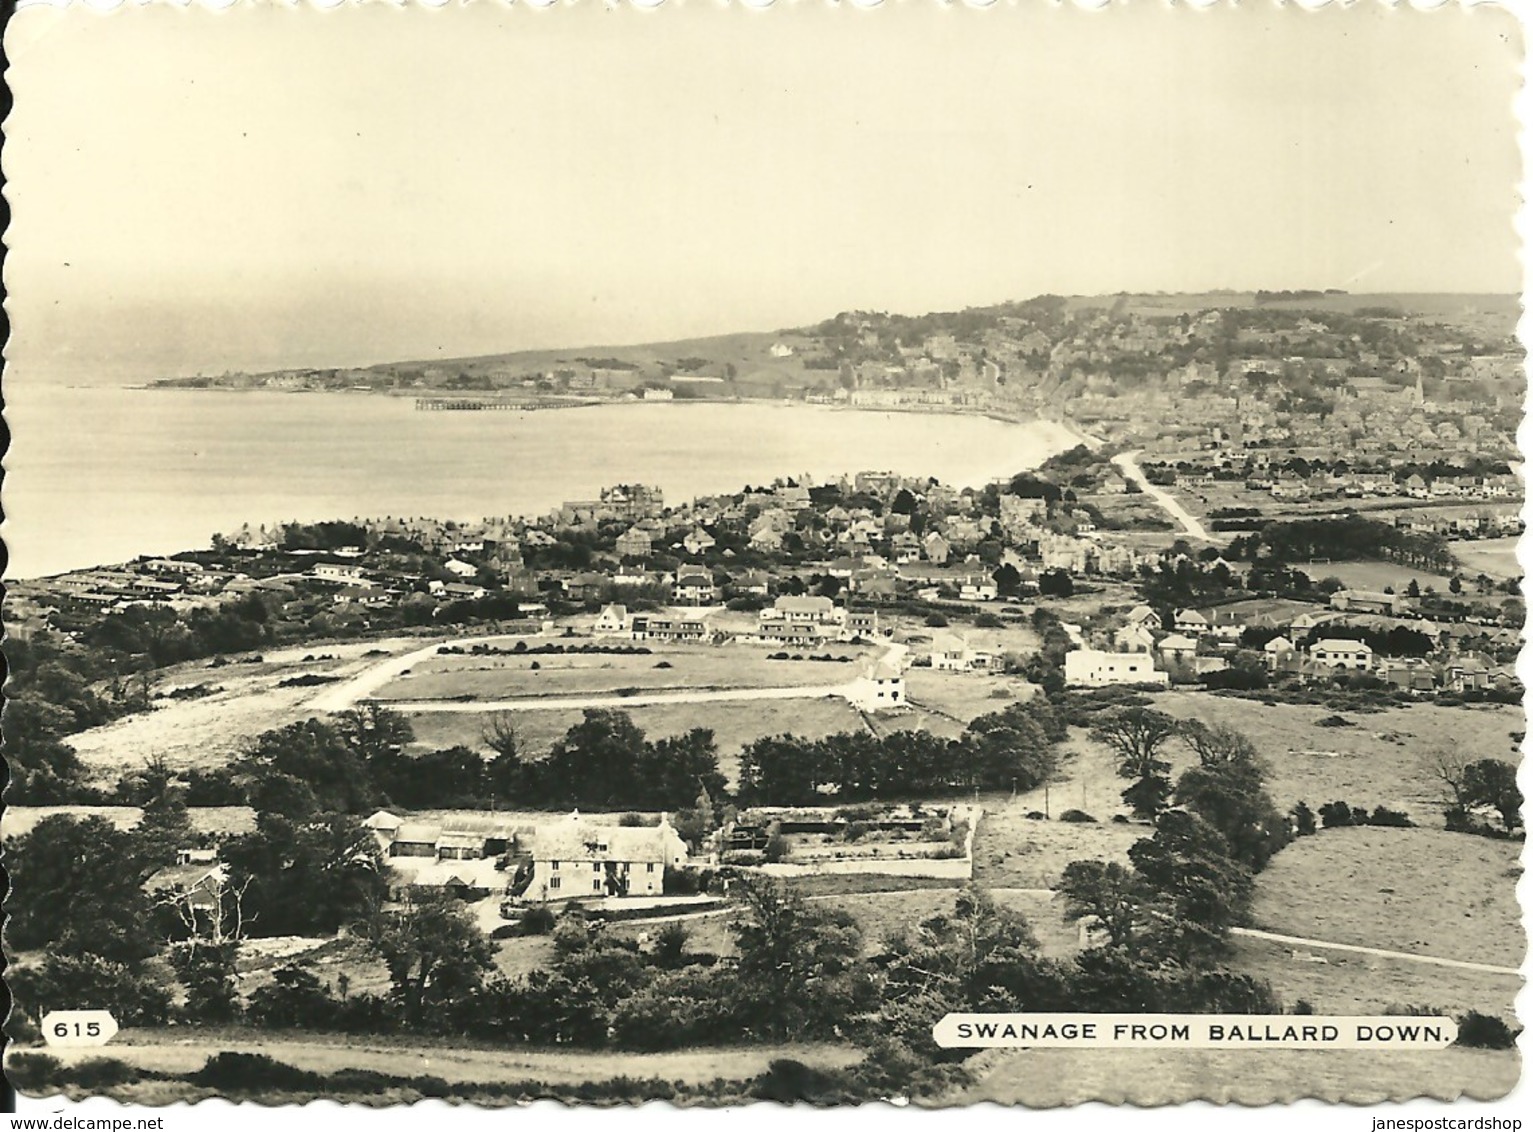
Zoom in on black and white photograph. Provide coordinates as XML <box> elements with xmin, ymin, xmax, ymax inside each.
<box><xmin>1</xmin><ymin>0</ymin><xmax>1527</xmax><ymax>1121</ymax></box>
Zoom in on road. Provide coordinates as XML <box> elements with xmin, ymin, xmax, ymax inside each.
<box><xmin>1229</xmin><ymin>927</ymin><xmax>1521</xmax><ymax>976</ymax></box>
<box><xmin>307</xmin><ymin>633</ymin><xmax>544</xmax><ymax>713</ymax></box>
<box><xmin>1111</xmin><ymin>450</ymin><xmax>1215</xmax><ymax>542</ymax></box>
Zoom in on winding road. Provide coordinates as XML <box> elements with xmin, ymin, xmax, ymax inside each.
<box><xmin>1111</xmin><ymin>450</ymin><xmax>1215</xmax><ymax>542</ymax></box>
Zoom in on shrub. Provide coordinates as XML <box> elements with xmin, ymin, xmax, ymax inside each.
<box><xmin>1318</xmin><ymin>800</ymin><xmax>1356</xmax><ymax>829</ymax></box>
<box><xmin>68</xmin><ymin>1058</ymin><xmax>139</xmax><ymax>1089</ymax></box>
<box><xmin>7</xmin><ymin>1053</ymin><xmax>65</xmax><ymax>1094</ymax></box>
<box><xmin>520</xmin><ymin>905</ymin><xmax>557</xmax><ymax>936</ymax></box>
<box><xmin>1316</xmin><ymin>714</ymin><xmax>1354</xmax><ymax>728</ymax></box>
<box><xmin>1367</xmin><ymin>806</ymin><xmax>1413</xmax><ymax>828</ymax></box>
<box><xmin>1456</xmin><ymin>1011</ymin><xmax>1519</xmax><ymax>1050</ymax></box>
<box><xmin>1291</xmin><ymin>801</ymin><xmax>1318</xmax><ymax>836</ymax></box>
<box><xmin>190</xmin><ymin>1051</ymin><xmax>317</xmax><ymax>1092</ymax></box>
<box><xmin>924</xmin><ymin>614</ymin><xmax>949</xmax><ymax>628</ymax></box>
<box><xmin>1058</xmin><ymin>809</ymin><xmax>1097</xmax><ymax>823</ymax></box>
<box><xmin>1024</xmin><ymin>811</ymin><xmax>1048</xmax><ymax>821</ymax></box>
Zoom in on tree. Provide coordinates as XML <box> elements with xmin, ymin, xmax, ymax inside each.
<box><xmin>1461</xmin><ymin>759</ymin><xmax>1523</xmax><ymax>834</ymax></box>
<box><xmin>235</xmin><ymin>719</ymin><xmax>379</xmax><ymax>815</ymax></box>
<box><xmin>1058</xmin><ymin>860</ymin><xmax>1157</xmax><ymax>950</ymax></box>
<box><xmin>1128</xmin><ymin>810</ymin><xmax>1255</xmax><ymax>962</ymax></box>
<box><xmin>1178</xmin><ymin>720</ymin><xmax>1258</xmax><ymax>768</ymax></box>
<box><xmin>360</xmin><ymin>898</ymin><xmax>496</xmax><ymax>1026</ymax></box>
<box><xmin>1173</xmin><ymin>758</ymin><xmax>1291</xmax><ymax>872</ymax></box>
<box><xmin>219</xmin><ymin>812</ymin><xmax>387</xmax><ymax>937</ymax></box>
<box><xmin>1092</xmin><ymin>707</ymin><xmax>1178</xmax><ymax>819</ymax></box>
<box><xmin>729</xmin><ymin>877</ymin><xmax>872</xmax><ymax>1041</ymax></box>
<box><xmin>6</xmin><ymin>815</ymin><xmax>160</xmax><ymax>964</ymax></box>
<box><xmin>881</xmin><ymin>883</ymin><xmax>1072</xmax><ymax>1057</ymax></box>
<box><xmin>961</xmin><ymin>705</ymin><xmax>1058</xmax><ymax>792</ymax></box>
<box><xmin>247</xmin><ymin>964</ymin><xmax>339</xmax><ymax>1030</ymax></box>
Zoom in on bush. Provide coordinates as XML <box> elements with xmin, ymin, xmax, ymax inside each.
<box><xmin>1318</xmin><ymin>800</ymin><xmax>1356</xmax><ymax>829</ymax></box>
<box><xmin>520</xmin><ymin>905</ymin><xmax>557</xmax><ymax>935</ymax></box>
<box><xmin>1456</xmin><ymin>1011</ymin><xmax>1519</xmax><ymax>1050</ymax></box>
<box><xmin>1024</xmin><ymin>811</ymin><xmax>1048</xmax><ymax>821</ymax></box>
<box><xmin>924</xmin><ymin>614</ymin><xmax>949</xmax><ymax>628</ymax></box>
<box><xmin>1058</xmin><ymin>809</ymin><xmax>1097</xmax><ymax>823</ymax></box>
<box><xmin>1316</xmin><ymin>714</ymin><xmax>1355</xmax><ymax>728</ymax></box>
<box><xmin>68</xmin><ymin>1058</ymin><xmax>139</xmax><ymax>1089</ymax></box>
<box><xmin>7</xmin><ymin>1053</ymin><xmax>65</xmax><ymax>1094</ymax></box>
<box><xmin>190</xmin><ymin>1051</ymin><xmax>317</xmax><ymax>1092</ymax></box>
<box><xmin>1367</xmin><ymin>806</ymin><xmax>1413</xmax><ymax>828</ymax></box>
<box><xmin>1292</xmin><ymin>801</ymin><xmax>1318</xmax><ymax>836</ymax></box>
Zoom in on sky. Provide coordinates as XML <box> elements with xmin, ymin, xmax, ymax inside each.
<box><xmin>4</xmin><ymin>0</ymin><xmax>1525</xmax><ymax>382</ymax></box>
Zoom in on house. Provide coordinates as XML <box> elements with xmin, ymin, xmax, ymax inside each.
<box><xmin>1263</xmin><ymin>636</ymin><xmax>1296</xmax><ymax>671</ymax></box>
<box><xmin>673</xmin><ymin>570</ymin><xmax>717</xmax><ymax>606</ymax></box>
<box><xmin>762</xmin><ymin>595</ymin><xmax>841</xmax><ymax>625</ymax></box>
<box><xmin>632</xmin><ymin>616</ymin><xmax>708</xmax><ymax>643</ymax></box>
<box><xmin>444</xmin><ymin>558</ymin><xmax>478</xmax><ymax>579</ymax></box>
<box><xmin>442</xmin><ymin>582</ymin><xmax>488</xmax><ymax>601</ymax></box>
<box><xmin>757</xmin><ymin>621</ymin><xmax>821</xmax><ymax>646</ymax></box>
<box><xmin>1126</xmin><ymin>605</ymin><xmax>1163</xmax><ymax>632</ymax></box>
<box><xmin>735</xmin><ymin>570</ymin><xmax>772</xmax><ymax>596</ymax></box>
<box><xmin>524</xmin><ymin>814</ymin><xmax>689</xmax><ymax>902</ymax></box>
<box><xmin>1157</xmin><ymin>633</ymin><xmax>1199</xmax><ymax>664</ymax></box>
<box><xmin>1173</xmin><ymin>609</ymin><xmax>1209</xmax><ymax>637</ymax></box>
<box><xmin>1062</xmin><ymin>648</ymin><xmax>1169</xmax><ymax>688</ymax></box>
<box><xmin>143</xmin><ymin>860</ymin><xmax>227</xmax><ymax>915</ymax></box>
<box><xmin>846</xmin><ymin>658</ymin><xmax>906</xmax><ymax>711</ymax></box>
<box><xmin>615</xmin><ymin>529</ymin><xmax>652</xmax><ymax>558</ymax></box>
<box><xmin>931</xmin><ymin>632</ymin><xmax>978</xmax><ymax>672</ymax></box>
<box><xmin>311</xmin><ymin>562</ymin><xmax>367</xmax><ymax>584</ymax></box>
<box><xmin>594</xmin><ymin>603</ymin><xmax>629</xmax><ymax>635</ymax></box>
<box><xmin>1446</xmin><ymin>655</ymin><xmax>1492</xmax><ymax>692</ymax></box>
<box><xmin>922</xmin><ymin>532</ymin><xmax>952</xmax><ymax>565</ymax></box>
<box><xmin>843</xmin><ymin>609</ymin><xmax>881</xmax><ymax>641</ymax></box>
<box><xmin>1380</xmin><ymin>661</ymin><xmax>1437</xmax><ymax>694</ymax></box>
<box><xmin>959</xmin><ymin>575</ymin><xmax>999</xmax><ymax>603</ymax></box>
<box><xmin>1310</xmin><ymin>638</ymin><xmax>1374</xmax><ymax>670</ymax></box>
<box><xmin>612</xmin><ymin>565</ymin><xmax>650</xmax><ymax>588</ymax></box>
<box><xmin>682</xmin><ymin>529</ymin><xmax>717</xmax><ymax>556</ymax></box>
<box><xmin>1114</xmin><ymin>623</ymin><xmax>1155</xmax><ymax>653</ymax></box>
<box><xmin>1330</xmin><ymin>590</ymin><xmax>1415</xmax><ymax>616</ymax></box>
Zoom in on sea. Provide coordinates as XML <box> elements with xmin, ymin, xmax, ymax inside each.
<box><xmin>2</xmin><ymin>385</ymin><xmax>1080</xmax><ymax>580</ymax></box>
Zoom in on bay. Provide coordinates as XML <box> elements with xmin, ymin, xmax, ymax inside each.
<box><xmin>2</xmin><ymin>387</ymin><xmax>1079</xmax><ymax>580</ymax></box>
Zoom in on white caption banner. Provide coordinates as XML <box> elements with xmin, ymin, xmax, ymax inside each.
<box><xmin>934</xmin><ymin>1013</ymin><xmax>1459</xmax><ymax>1049</ymax></box>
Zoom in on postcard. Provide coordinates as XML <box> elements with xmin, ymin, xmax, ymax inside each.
<box><xmin>2</xmin><ymin>0</ymin><xmax>1525</xmax><ymax>1122</ymax></box>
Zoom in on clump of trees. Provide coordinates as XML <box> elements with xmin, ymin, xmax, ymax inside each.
<box><xmin>737</xmin><ymin>698</ymin><xmax>1065</xmax><ymax>804</ymax></box>
<box><xmin>1433</xmin><ymin>753</ymin><xmax>1523</xmax><ymax>838</ymax></box>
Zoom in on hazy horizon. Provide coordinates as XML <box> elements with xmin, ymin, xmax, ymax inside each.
<box><xmin>5</xmin><ymin>2</ymin><xmax>1523</xmax><ymax>385</ymax></box>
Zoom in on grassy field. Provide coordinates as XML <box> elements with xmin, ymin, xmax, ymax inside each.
<box><xmin>37</xmin><ymin>1030</ymin><xmax>863</xmax><ymax>1090</ymax></box>
<box><xmin>1453</xmin><ymin>536</ymin><xmax>1523</xmax><ymax>581</ymax></box>
<box><xmin>1249</xmin><ymin>826</ymin><xmax>1523</xmax><ymax>968</ymax></box>
<box><xmin>1153</xmin><ymin>691</ymin><xmax>1523</xmax><ymax>819</ymax></box>
<box><xmin>376</xmin><ymin>642</ymin><xmax>869</xmax><ymax>702</ymax></box>
<box><xmin>404</xmin><ymin>694</ymin><xmax>870</xmax><ymax>784</ymax></box>
<box><xmin>903</xmin><ymin>668</ymin><xmax>1037</xmax><ymax>726</ymax></box>
<box><xmin>65</xmin><ymin>636</ymin><xmax>427</xmax><ymax>782</ymax></box>
<box><xmin>952</xmin><ymin>1045</ymin><xmax>1520</xmax><ymax>1105</ymax></box>
<box><xmin>1295</xmin><ymin>559</ymin><xmax>1459</xmax><ymax>594</ymax></box>
<box><xmin>1231</xmin><ymin>934</ymin><xmax>1522</xmax><ymax>1021</ymax></box>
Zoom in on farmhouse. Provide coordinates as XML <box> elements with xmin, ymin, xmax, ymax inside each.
<box><xmin>1063</xmin><ymin>648</ymin><xmax>1169</xmax><ymax>688</ymax></box>
<box><xmin>523</xmin><ymin>814</ymin><xmax>688</xmax><ymax>901</ymax></box>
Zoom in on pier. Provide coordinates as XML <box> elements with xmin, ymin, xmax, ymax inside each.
<box><xmin>414</xmin><ymin>398</ymin><xmax>589</xmax><ymax>411</ymax></box>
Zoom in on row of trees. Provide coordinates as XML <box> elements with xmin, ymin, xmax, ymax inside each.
<box><xmin>736</xmin><ymin>698</ymin><xmax>1066</xmax><ymax>805</ymax></box>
